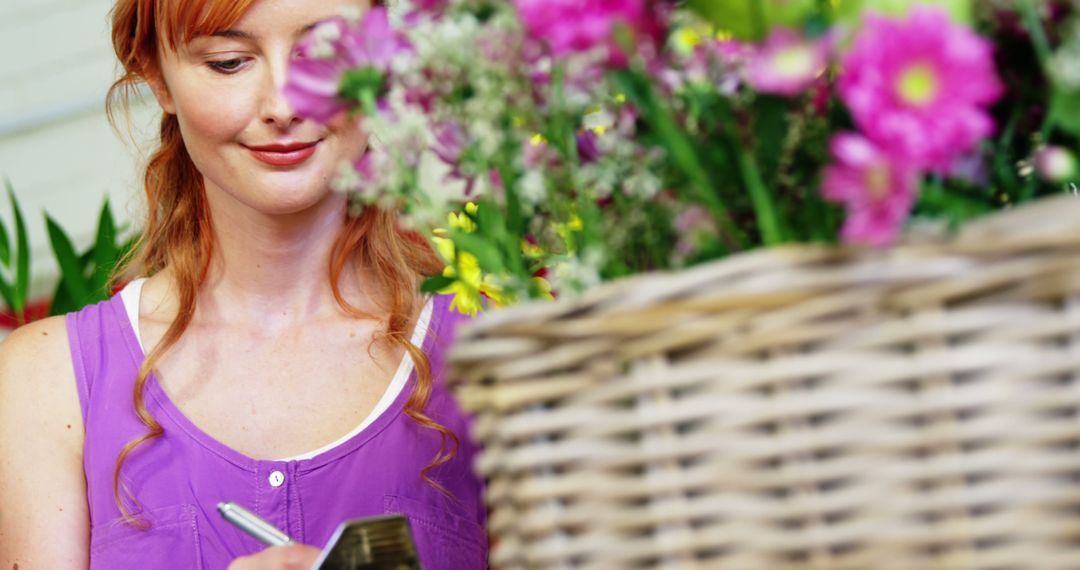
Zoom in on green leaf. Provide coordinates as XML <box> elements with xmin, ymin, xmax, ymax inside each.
<box><xmin>0</xmin><ymin>276</ymin><xmax>13</xmax><ymax>313</ymax></box>
<box><xmin>7</xmin><ymin>181</ymin><xmax>30</xmax><ymax>314</ymax></box>
<box><xmin>0</xmin><ymin>204</ymin><xmax>9</xmax><ymax>267</ymax></box>
<box><xmin>46</xmin><ymin>214</ymin><xmax>92</xmax><ymax>304</ymax></box>
<box><xmin>420</xmin><ymin>274</ymin><xmax>456</xmax><ymax>294</ymax></box>
<box><xmin>474</xmin><ymin>201</ymin><xmax>503</xmax><ymax>236</ymax></box>
<box><xmin>834</xmin><ymin>0</ymin><xmax>973</xmax><ymax>26</ymax></box>
<box><xmin>752</xmin><ymin>95</ymin><xmax>791</xmax><ymax>185</ymax></box>
<box><xmin>92</xmin><ymin>198</ymin><xmax>118</xmax><ymax>296</ymax></box>
<box><xmin>339</xmin><ymin>67</ymin><xmax>384</xmax><ymax>116</ymax></box>
<box><xmin>611</xmin><ymin>69</ymin><xmax>745</xmax><ymax>247</ymax></box>
<box><xmin>687</xmin><ymin>0</ymin><xmax>817</xmax><ymax>40</ymax></box>
<box><xmin>48</xmin><ymin>277</ymin><xmax>78</xmax><ymax>316</ymax></box>
<box><xmin>1051</xmin><ymin>88</ymin><xmax>1080</xmax><ymax>139</ymax></box>
<box><xmin>737</xmin><ymin>148</ymin><xmax>785</xmax><ymax>245</ymax></box>
<box><xmin>451</xmin><ymin>230</ymin><xmax>505</xmax><ymax>274</ymax></box>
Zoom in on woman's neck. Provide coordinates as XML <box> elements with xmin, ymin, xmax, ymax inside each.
<box><xmin>193</xmin><ymin>189</ymin><xmax>377</xmax><ymax>331</ymax></box>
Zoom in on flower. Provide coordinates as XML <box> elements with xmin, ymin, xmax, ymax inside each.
<box><xmin>837</xmin><ymin>6</ymin><xmax>1002</xmax><ymax>171</ymax></box>
<box><xmin>403</xmin><ymin>0</ymin><xmax>451</xmax><ymax>20</ymax></box>
<box><xmin>284</xmin><ymin>8</ymin><xmax>411</xmax><ymax>123</ymax></box>
<box><xmin>821</xmin><ymin>133</ymin><xmax>921</xmax><ymax>247</ymax></box>
<box><xmin>513</xmin><ymin>0</ymin><xmax>662</xmax><ymax>64</ymax></box>
<box><xmin>747</xmin><ymin>28</ymin><xmax>829</xmax><ymax>96</ymax></box>
<box><xmin>432</xmin><ymin>204</ymin><xmax>506</xmax><ymax>315</ymax></box>
<box><xmin>1034</xmin><ymin>145</ymin><xmax>1079</xmax><ymax>184</ymax></box>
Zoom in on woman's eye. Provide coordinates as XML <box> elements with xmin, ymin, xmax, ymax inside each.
<box><xmin>207</xmin><ymin>58</ymin><xmax>246</xmax><ymax>73</ymax></box>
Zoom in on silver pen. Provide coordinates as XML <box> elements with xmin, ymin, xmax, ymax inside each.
<box><xmin>218</xmin><ymin>501</ymin><xmax>295</xmax><ymax>546</ymax></box>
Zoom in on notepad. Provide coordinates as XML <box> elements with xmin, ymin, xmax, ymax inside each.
<box><xmin>312</xmin><ymin>514</ymin><xmax>422</xmax><ymax>570</ymax></box>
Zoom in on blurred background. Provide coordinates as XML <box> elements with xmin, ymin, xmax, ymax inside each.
<box><xmin>0</xmin><ymin>0</ymin><xmax>156</xmax><ymax>337</ymax></box>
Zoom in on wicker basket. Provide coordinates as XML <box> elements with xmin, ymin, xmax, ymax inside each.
<box><xmin>448</xmin><ymin>195</ymin><xmax>1080</xmax><ymax>570</ymax></box>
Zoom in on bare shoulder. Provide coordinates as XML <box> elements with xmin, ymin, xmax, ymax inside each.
<box><xmin>0</xmin><ymin>316</ymin><xmax>78</xmax><ymax>399</ymax></box>
<box><xmin>0</xmin><ymin>314</ymin><xmax>72</xmax><ymax>361</ymax></box>
<box><xmin>0</xmin><ymin>315</ymin><xmax>82</xmax><ymax>449</ymax></box>
<box><xmin>0</xmin><ymin>316</ymin><xmax>89</xmax><ymax>567</ymax></box>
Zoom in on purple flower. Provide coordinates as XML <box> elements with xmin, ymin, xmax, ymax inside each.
<box><xmin>433</xmin><ymin>121</ymin><xmax>468</xmax><ymax>166</ymax></box>
<box><xmin>838</xmin><ymin>7</ymin><xmax>1003</xmax><ymax>172</ymax></box>
<box><xmin>747</xmin><ymin>28</ymin><xmax>829</xmax><ymax>96</ymax></box>
<box><xmin>284</xmin><ymin>8</ymin><xmax>411</xmax><ymax>123</ymax></box>
<box><xmin>406</xmin><ymin>0</ymin><xmax>450</xmax><ymax>19</ymax></box>
<box><xmin>821</xmin><ymin>133</ymin><xmax>921</xmax><ymax>247</ymax></box>
<box><xmin>576</xmin><ymin>130</ymin><xmax>603</xmax><ymax>163</ymax></box>
<box><xmin>432</xmin><ymin>121</ymin><xmax>484</xmax><ymax>195</ymax></box>
<box><xmin>514</xmin><ymin>0</ymin><xmax>662</xmax><ymax>64</ymax></box>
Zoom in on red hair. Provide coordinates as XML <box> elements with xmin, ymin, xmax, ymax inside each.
<box><xmin>107</xmin><ymin>0</ymin><xmax>454</xmax><ymax>523</ymax></box>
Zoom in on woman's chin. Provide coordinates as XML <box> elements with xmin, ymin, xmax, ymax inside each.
<box><xmin>267</xmin><ymin>190</ymin><xmax>343</xmax><ymax>217</ymax></box>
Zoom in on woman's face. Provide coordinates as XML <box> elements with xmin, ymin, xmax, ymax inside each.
<box><xmin>152</xmin><ymin>0</ymin><xmax>369</xmax><ymax>217</ymax></box>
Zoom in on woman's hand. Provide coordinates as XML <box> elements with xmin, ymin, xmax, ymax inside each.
<box><xmin>228</xmin><ymin>544</ymin><xmax>322</xmax><ymax>570</ymax></box>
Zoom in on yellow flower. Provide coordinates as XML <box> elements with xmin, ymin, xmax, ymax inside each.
<box><xmin>553</xmin><ymin>214</ymin><xmax>584</xmax><ymax>250</ymax></box>
<box><xmin>521</xmin><ymin>239</ymin><xmax>545</xmax><ymax>258</ymax></box>
<box><xmin>673</xmin><ymin>27</ymin><xmax>703</xmax><ymax>53</ymax></box>
<box><xmin>531</xmin><ymin>275</ymin><xmax>555</xmax><ymax>301</ymax></box>
<box><xmin>439</xmin><ymin>249</ymin><xmax>507</xmax><ymax>316</ymax></box>
<box><xmin>433</xmin><ymin>203</ymin><xmax>505</xmax><ymax>316</ymax></box>
<box><xmin>445</xmin><ymin>202</ymin><xmax>478</xmax><ymax>233</ymax></box>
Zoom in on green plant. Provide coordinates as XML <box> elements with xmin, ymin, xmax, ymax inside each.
<box><xmin>0</xmin><ymin>180</ymin><xmax>32</xmax><ymax>326</ymax></box>
<box><xmin>46</xmin><ymin>198</ymin><xmax>137</xmax><ymax>316</ymax></box>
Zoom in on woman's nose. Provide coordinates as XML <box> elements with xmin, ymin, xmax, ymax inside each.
<box><xmin>260</xmin><ymin>55</ymin><xmax>302</xmax><ymax>129</ymax></box>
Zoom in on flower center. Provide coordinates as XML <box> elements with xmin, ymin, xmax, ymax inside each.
<box><xmin>864</xmin><ymin>164</ymin><xmax>891</xmax><ymax>200</ymax></box>
<box><xmin>772</xmin><ymin>46</ymin><xmax>814</xmax><ymax>78</ymax></box>
<box><xmin>896</xmin><ymin>63</ymin><xmax>939</xmax><ymax>107</ymax></box>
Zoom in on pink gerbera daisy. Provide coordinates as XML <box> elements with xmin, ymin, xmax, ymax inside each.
<box><xmin>838</xmin><ymin>7</ymin><xmax>1003</xmax><ymax>172</ymax></box>
<box><xmin>821</xmin><ymin>133</ymin><xmax>921</xmax><ymax>247</ymax></box>
<box><xmin>747</xmin><ymin>28</ymin><xmax>829</xmax><ymax>96</ymax></box>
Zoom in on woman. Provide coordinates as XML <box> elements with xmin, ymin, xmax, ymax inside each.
<box><xmin>0</xmin><ymin>0</ymin><xmax>487</xmax><ymax>568</ymax></box>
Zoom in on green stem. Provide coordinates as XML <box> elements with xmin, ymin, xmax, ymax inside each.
<box><xmin>737</xmin><ymin>149</ymin><xmax>783</xmax><ymax>245</ymax></box>
<box><xmin>611</xmin><ymin>70</ymin><xmax>747</xmax><ymax>249</ymax></box>
<box><xmin>1016</xmin><ymin>1</ymin><xmax>1057</xmax><ymax>202</ymax></box>
<box><xmin>1018</xmin><ymin>0</ymin><xmax>1053</xmax><ymax>67</ymax></box>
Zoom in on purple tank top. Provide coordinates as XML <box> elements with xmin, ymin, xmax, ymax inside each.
<box><xmin>66</xmin><ymin>292</ymin><xmax>486</xmax><ymax>569</ymax></box>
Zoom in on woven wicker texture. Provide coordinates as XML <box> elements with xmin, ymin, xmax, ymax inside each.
<box><xmin>448</xmin><ymin>196</ymin><xmax>1080</xmax><ymax>570</ymax></box>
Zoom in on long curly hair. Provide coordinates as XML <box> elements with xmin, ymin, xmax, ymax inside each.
<box><xmin>106</xmin><ymin>0</ymin><xmax>454</xmax><ymax>523</ymax></box>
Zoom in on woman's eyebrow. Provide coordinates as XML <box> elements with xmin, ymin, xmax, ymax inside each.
<box><xmin>204</xmin><ymin>21</ymin><xmax>322</xmax><ymax>42</ymax></box>
<box><xmin>209</xmin><ymin>29</ymin><xmax>255</xmax><ymax>40</ymax></box>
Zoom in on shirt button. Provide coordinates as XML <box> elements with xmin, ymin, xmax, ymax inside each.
<box><xmin>269</xmin><ymin>470</ymin><xmax>285</xmax><ymax>487</ymax></box>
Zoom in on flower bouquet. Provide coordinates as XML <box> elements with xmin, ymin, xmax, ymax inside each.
<box><xmin>286</xmin><ymin>0</ymin><xmax>1078</xmax><ymax>313</ymax></box>
<box><xmin>287</xmin><ymin>1</ymin><xmax>1080</xmax><ymax>568</ymax></box>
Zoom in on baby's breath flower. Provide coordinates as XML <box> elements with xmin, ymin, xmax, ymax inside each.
<box><xmin>331</xmin><ymin>159</ymin><xmax>362</xmax><ymax>193</ymax></box>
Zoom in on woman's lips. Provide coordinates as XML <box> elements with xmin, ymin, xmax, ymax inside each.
<box><xmin>246</xmin><ymin>141</ymin><xmax>319</xmax><ymax>167</ymax></box>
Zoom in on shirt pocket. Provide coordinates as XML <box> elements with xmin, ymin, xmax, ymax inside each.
<box><xmin>384</xmin><ymin>494</ymin><xmax>487</xmax><ymax>570</ymax></box>
<box><xmin>90</xmin><ymin>504</ymin><xmax>203</xmax><ymax>570</ymax></box>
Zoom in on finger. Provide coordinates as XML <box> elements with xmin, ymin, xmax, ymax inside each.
<box><xmin>278</xmin><ymin>544</ymin><xmax>322</xmax><ymax>569</ymax></box>
<box><xmin>227</xmin><ymin>553</ymin><xmax>255</xmax><ymax>570</ymax></box>
<box><xmin>227</xmin><ymin>544</ymin><xmax>321</xmax><ymax>570</ymax></box>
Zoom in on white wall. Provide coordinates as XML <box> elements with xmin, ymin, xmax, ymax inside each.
<box><xmin>0</xmin><ymin>0</ymin><xmax>155</xmax><ymax>310</ymax></box>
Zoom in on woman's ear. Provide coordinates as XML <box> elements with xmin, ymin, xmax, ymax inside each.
<box><xmin>147</xmin><ymin>76</ymin><xmax>176</xmax><ymax>115</ymax></box>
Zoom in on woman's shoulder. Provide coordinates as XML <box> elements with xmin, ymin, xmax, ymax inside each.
<box><xmin>0</xmin><ymin>315</ymin><xmax>83</xmax><ymax>442</ymax></box>
<box><xmin>0</xmin><ymin>315</ymin><xmax>74</xmax><ymax>380</ymax></box>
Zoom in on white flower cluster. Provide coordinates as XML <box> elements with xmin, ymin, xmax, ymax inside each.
<box><xmin>309</xmin><ymin>22</ymin><xmax>342</xmax><ymax>59</ymax></box>
<box><xmin>550</xmin><ymin>248</ymin><xmax>605</xmax><ymax>295</ymax></box>
<box><xmin>1051</xmin><ymin>23</ymin><xmax>1080</xmax><ymax>90</ymax></box>
<box><xmin>349</xmin><ymin>4</ymin><xmax>528</xmax><ymax>232</ymax></box>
